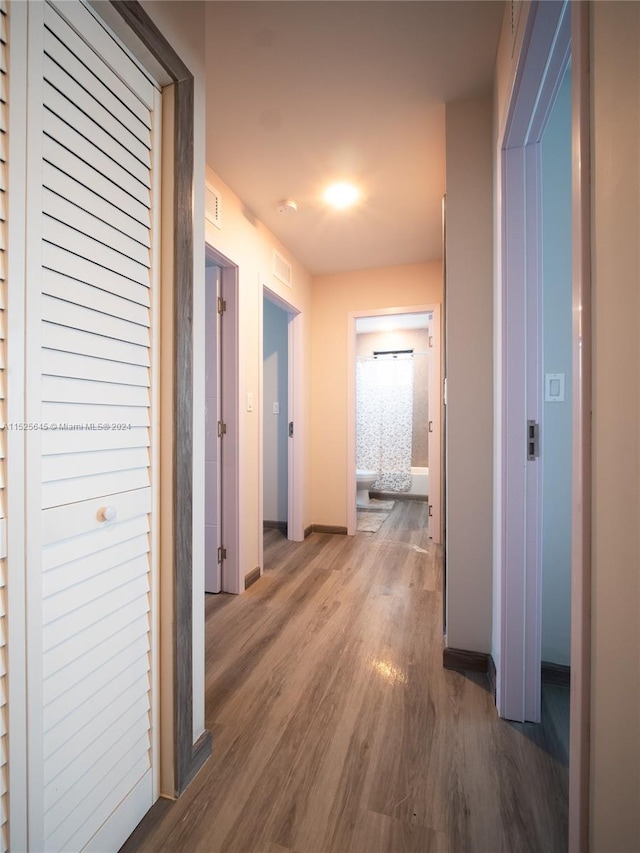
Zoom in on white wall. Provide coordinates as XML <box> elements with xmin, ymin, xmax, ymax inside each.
<box><xmin>590</xmin><ymin>3</ymin><xmax>640</xmax><ymax>848</ymax></box>
<box><xmin>263</xmin><ymin>298</ymin><xmax>289</xmax><ymax>524</ymax></box>
<box><xmin>540</xmin><ymin>68</ymin><xmax>572</xmax><ymax>666</ymax></box>
<box><xmin>204</xmin><ymin>168</ymin><xmax>313</xmax><ymax>578</ymax></box>
<box><xmin>445</xmin><ymin>97</ymin><xmax>494</xmax><ymax>653</ymax></box>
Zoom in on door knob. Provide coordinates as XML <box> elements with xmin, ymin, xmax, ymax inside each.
<box><xmin>98</xmin><ymin>506</ymin><xmax>117</xmax><ymax>522</ymax></box>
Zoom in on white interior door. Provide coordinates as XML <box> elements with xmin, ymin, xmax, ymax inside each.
<box><xmin>427</xmin><ymin>307</ymin><xmax>442</xmax><ymax>543</ymax></box>
<box><xmin>205</xmin><ymin>264</ymin><xmax>222</xmax><ymax>593</ymax></box>
<box><xmin>23</xmin><ymin>2</ymin><xmax>160</xmax><ymax>848</ymax></box>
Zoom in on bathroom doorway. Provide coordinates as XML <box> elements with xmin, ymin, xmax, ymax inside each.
<box><xmin>347</xmin><ymin>305</ymin><xmax>442</xmax><ymax>540</ymax></box>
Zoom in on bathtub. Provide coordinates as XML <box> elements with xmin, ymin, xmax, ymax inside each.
<box><xmin>408</xmin><ymin>466</ymin><xmax>429</xmax><ymax>498</ymax></box>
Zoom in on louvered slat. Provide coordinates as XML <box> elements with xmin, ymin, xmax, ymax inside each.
<box><xmin>42</xmin><ymin>322</ymin><xmax>150</xmax><ymax>367</ymax></box>
<box><xmin>42</xmin><ymin>613</ymin><xmax>149</xmax><ymax>706</ymax></box>
<box><xmin>42</xmin><ymin>447</ymin><xmax>150</xmax><ymax>481</ymax></box>
<box><xmin>41</xmin><ymin>402</ymin><xmax>150</xmax><ymax>427</ymax></box>
<box><xmin>42</xmin><ymin>49</ymin><xmax>151</xmax><ymax>166</ymax></box>
<box><xmin>43</xmin><ymin>136</ymin><xmax>151</xmax><ymax>229</ymax></box>
<box><xmin>44</xmin><ymin>110</ymin><xmax>150</xmax><ymax>208</ymax></box>
<box><xmin>42</xmin><ymin>348</ymin><xmax>150</xmax><ymax>387</ymax></box>
<box><xmin>45</xmin><ymin>707</ymin><xmax>150</xmax><ymax>806</ymax></box>
<box><xmin>46</xmin><ymin>0</ymin><xmax>154</xmax><ymax>109</ymax></box>
<box><xmin>43</xmin><ymin>244</ymin><xmax>151</xmax><ymax>306</ymax></box>
<box><xmin>42</xmin><ymin>376</ymin><xmax>150</xmax><ymax>408</ymax></box>
<box><xmin>44</xmin><ymin>665</ymin><xmax>150</xmax><ymax>760</ymax></box>
<box><xmin>43</xmin><ymin>532</ymin><xmax>150</xmax><ymax>596</ymax></box>
<box><xmin>42</xmin><ymin>427</ymin><xmax>150</xmax><ymax>457</ymax></box>
<box><xmin>43</xmin><ymin>573</ymin><xmax>149</xmax><ymax>680</ymax></box>
<box><xmin>42</xmin><ymin>190</ymin><xmax>151</xmax><ymax>267</ymax></box>
<box><xmin>44</xmin><ymin>217</ymin><xmax>151</xmax><ymax>285</ymax></box>
<box><xmin>34</xmin><ymin>4</ymin><xmax>158</xmax><ymax>847</ymax></box>
<box><xmin>43</xmin><ymin>163</ymin><xmax>151</xmax><ymax>248</ymax></box>
<box><xmin>43</xmin><ymin>268</ymin><xmax>151</xmax><ymax>321</ymax></box>
<box><xmin>42</xmin><ymin>295</ymin><xmax>150</xmax><ymax>347</ymax></box>
<box><xmin>44</xmin><ymin>6</ymin><xmax>151</xmax><ymax>133</ymax></box>
<box><xmin>48</xmin><ymin>749</ymin><xmax>150</xmax><ymax>852</ymax></box>
<box><xmin>42</xmin><ymin>17</ymin><xmax>151</xmax><ymax>145</ymax></box>
<box><xmin>43</xmin><ymin>516</ymin><xmax>150</xmax><ymax>573</ymax></box>
<box><xmin>43</xmin><ymin>468</ymin><xmax>150</xmax><ymax>508</ymax></box>
<box><xmin>43</xmin><ymin>80</ymin><xmax>151</xmax><ymax>188</ymax></box>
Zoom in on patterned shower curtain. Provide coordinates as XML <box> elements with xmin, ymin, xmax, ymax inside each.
<box><xmin>356</xmin><ymin>356</ymin><xmax>414</xmax><ymax>491</ymax></box>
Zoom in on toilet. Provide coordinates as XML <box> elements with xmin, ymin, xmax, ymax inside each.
<box><xmin>356</xmin><ymin>469</ymin><xmax>378</xmax><ymax>507</ymax></box>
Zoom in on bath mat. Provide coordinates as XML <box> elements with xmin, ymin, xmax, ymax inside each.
<box><xmin>357</xmin><ymin>510</ymin><xmax>389</xmax><ymax>533</ymax></box>
<box><xmin>365</xmin><ymin>499</ymin><xmax>395</xmax><ymax>513</ymax></box>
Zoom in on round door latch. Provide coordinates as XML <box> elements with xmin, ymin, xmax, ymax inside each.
<box><xmin>98</xmin><ymin>505</ymin><xmax>117</xmax><ymax>522</ymax></box>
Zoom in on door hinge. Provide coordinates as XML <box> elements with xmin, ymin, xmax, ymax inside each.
<box><xmin>527</xmin><ymin>419</ymin><xmax>539</xmax><ymax>460</ymax></box>
<box><xmin>288</xmin><ymin>421</ymin><xmax>294</xmax><ymax>438</ymax></box>
<box><xmin>428</xmin><ymin>335</ymin><xmax>434</xmax><ymax>348</ymax></box>
<box><xmin>428</xmin><ymin>420</ymin><xmax>433</xmax><ymax>433</ymax></box>
<box><xmin>217</xmin><ymin>296</ymin><xmax>226</xmax><ymax>315</ymax></box>
<box><xmin>428</xmin><ymin>504</ymin><xmax>433</xmax><ymax>517</ymax></box>
<box><xmin>217</xmin><ymin>420</ymin><xmax>227</xmax><ymax>438</ymax></box>
<box><xmin>217</xmin><ymin>545</ymin><xmax>227</xmax><ymax>564</ymax></box>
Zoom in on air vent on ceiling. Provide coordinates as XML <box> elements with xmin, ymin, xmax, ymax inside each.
<box><xmin>273</xmin><ymin>250</ymin><xmax>292</xmax><ymax>288</ymax></box>
<box><xmin>205</xmin><ymin>183</ymin><xmax>222</xmax><ymax>229</ymax></box>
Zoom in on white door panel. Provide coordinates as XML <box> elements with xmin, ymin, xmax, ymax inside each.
<box><xmin>22</xmin><ymin>6</ymin><xmax>160</xmax><ymax>847</ymax></box>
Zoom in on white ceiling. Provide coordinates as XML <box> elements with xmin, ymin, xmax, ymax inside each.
<box><xmin>356</xmin><ymin>312</ymin><xmax>430</xmax><ymax>334</ymax></box>
<box><xmin>206</xmin><ymin>1</ymin><xmax>503</xmax><ymax>276</ymax></box>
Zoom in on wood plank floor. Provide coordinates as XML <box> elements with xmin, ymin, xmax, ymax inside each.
<box><xmin>122</xmin><ymin>502</ymin><xmax>568</xmax><ymax>853</ymax></box>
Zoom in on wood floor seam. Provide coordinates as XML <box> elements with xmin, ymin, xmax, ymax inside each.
<box><xmin>121</xmin><ymin>503</ymin><xmax>568</xmax><ymax>853</ymax></box>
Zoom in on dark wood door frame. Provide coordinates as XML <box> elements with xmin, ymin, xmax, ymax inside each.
<box><xmin>109</xmin><ymin>0</ymin><xmax>211</xmax><ymax>796</ymax></box>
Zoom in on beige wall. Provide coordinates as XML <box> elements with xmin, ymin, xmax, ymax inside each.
<box><xmin>445</xmin><ymin>97</ymin><xmax>494</xmax><ymax>653</ymax></box>
<box><xmin>205</xmin><ymin>168</ymin><xmax>314</xmax><ymax>577</ymax></box>
<box><xmin>590</xmin><ymin>3</ymin><xmax>640</xmax><ymax>848</ymax></box>
<box><xmin>311</xmin><ymin>263</ymin><xmax>442</xmax><ymax>527</ymax></box>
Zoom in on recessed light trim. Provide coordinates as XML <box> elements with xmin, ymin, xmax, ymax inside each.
<box><xmin>323</xmin><ymin>182</ymin><xmax>360</xmax><ymax>210</ymax></box>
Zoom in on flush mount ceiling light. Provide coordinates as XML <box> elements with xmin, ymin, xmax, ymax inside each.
<box><xmin>323</xmin><ymin>182</ymin><xmax>360</xmax><ymax>210</ymax></box>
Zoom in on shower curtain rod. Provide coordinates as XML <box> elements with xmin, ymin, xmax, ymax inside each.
<box><xmin>373</xmin><ymin>348</ymin><xmax>412</xmax><ymax>357</ymax></box>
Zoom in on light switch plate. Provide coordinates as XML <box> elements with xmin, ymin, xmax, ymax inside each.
<box><xmin>545</xmin><ymin>373</ymin><xmax>565</xmax><ymax>402</ymax></box>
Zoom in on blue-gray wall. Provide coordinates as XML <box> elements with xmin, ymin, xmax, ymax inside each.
<box><xmin>263</xmin><ymin>298</ymin><xmax>289</xmax><ymax>523</ymax></box>
<box><xmin>541</xmin><ymin>66</ymin><xmax>572</xmax><ymax>665</ymax></box>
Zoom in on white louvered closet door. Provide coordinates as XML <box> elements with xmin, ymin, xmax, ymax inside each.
<box><xmin>25</xmin><ymin>2</ymin><xmax>160</xmax><ymax>850</ymax></box>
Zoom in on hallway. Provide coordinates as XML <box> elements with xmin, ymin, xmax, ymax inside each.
<box><xmin>123</xmin><ymin>502</ymin><xmax>567</xmax><ymax>852</ymax></box>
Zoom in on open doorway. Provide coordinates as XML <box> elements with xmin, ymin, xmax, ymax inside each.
<box><xmin>497</xmin><ymin>1</ymin><xmax>591</xmax><ymax>846</ymax></box>
<box><xmin>262</xmin><ymin>296</ymin><xmax>289</xmax><ymax>538</ymax></box>
<box><xmin>347</xmin><ymin>305</ymin><xmax>442</xmax><ymax>540</ymax></box>
<box><xmin>259</xmin><ymin>286</ymin><xmax>304</xmax><ymax>574</ymax></box>
<box><xmin>497</xmin><ymin>0</ymin><xmax>572</xmax><ymax>722</ymax></box>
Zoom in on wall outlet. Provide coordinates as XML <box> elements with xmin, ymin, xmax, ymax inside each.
<box><xmin>273</xmin><ymin>402</ymin><xmax>280</xmax><ymax>414</ymax></box>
